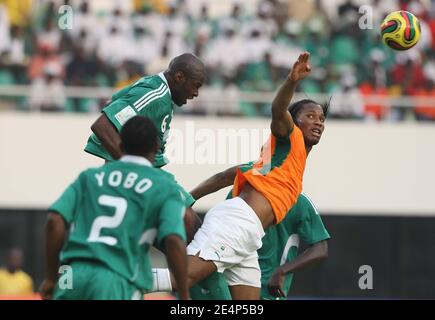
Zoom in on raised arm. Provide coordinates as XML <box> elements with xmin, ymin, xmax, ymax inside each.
<box><xmin>91</xmin><ymin>113</ymin><xmax>123</xmax><ymax>160</ymax></box>
<box><xmin>40</xmin><ymin>212</ymin><xmax>67</xmax><ymax>300</ymax></box>
<box><xmin>271</xmin><ymin>52</ymin><xmax>311</xmax><ymax>139</ymax></box>
<box><xmin>267</xmin><ymin>240</ymin><xmax>328</xmax><ymax>298</ymax></box>
<box><xmin>190</xmin><ymin>165</ymin><xmax>239</xmax><ymax>201</ymax></box>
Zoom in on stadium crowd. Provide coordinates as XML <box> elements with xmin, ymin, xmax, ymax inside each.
<box><xmin>0</xmin><ymin>0</ymin><xmax>435</xmax><ymax>121</ymax></box>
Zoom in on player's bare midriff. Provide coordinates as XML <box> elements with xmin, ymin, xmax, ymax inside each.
<box><xmin>238</xmin><ymin>183</ymin><xmax>275</xmax><ymax>230</ymax></box>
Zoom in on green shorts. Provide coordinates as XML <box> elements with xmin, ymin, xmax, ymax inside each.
<box><xmin>53</xmin><ymin>260</ymin><xmax>143</xmax><ymax>300</ymax></box>
<box><xmin>190</xmin><ymin>272</ymin><xmax>232</xmax><ymax>300</ymax></box>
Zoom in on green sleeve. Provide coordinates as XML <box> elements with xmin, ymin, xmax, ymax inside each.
<box><xmin>157</xmin><ymin>194</ymin><xmax>187</xmax><ymax>246</ymax></box>
<box><xmin>102</xmin><ymin>85</ymin><xmax>154</xmax><ymax>131</ymax></box>
<box><xmin>48</xmin><ymin>175</ymin><xmax>83</xmax><ymax>225</ymax></box>
<box><xmin>297</xmin><ymin>195</ymin><xmax>331</xmax><ymax>245</ymax></box>
<box><xmin>102</xmin><ymin>102</ymin><xmax>137</xmax><ymax>132</ymax></box>
<box><xmin>111</xmin><ymin>84</ymin><xmax>132</xmax><ymax>100</ymax></box>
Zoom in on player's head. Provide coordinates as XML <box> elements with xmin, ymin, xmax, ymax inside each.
<box><xmin>120</xmin><ymin>116</ymin><xmax>159</xmax><ymax>161</ymax></box>
<box><xmin>289</xmin><ymin>99</ymin><xmax>328</xmax><ymax>147</ymax></box>
<box><xmin>166</xmin><ymin>53</ymin><xmax>205</xmax><ymax>106</ymax></box>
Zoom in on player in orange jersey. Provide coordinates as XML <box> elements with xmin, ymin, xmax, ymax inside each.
<box><xmin>151</xmin><ymin>52</ymin><xmax>328</xmax><ymax>300</ymax></box>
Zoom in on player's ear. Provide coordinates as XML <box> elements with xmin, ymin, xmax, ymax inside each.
<box><xmin>173</xmin><ymin>71</ymin><xmax>186</xmax><ymax>84</ymax></box>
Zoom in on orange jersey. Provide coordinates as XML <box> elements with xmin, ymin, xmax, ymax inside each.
<box><xmin>233</xmin><ymin>126</ymin><xmax>306</xmax><ymax>224</ymax></box>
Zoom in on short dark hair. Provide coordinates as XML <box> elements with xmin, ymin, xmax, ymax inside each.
<box><xmin>168</xmin><ymin>53</ymin><xmax>205</xmax><ymax>78</ymax></box>
<box><xmin>120</xmin><ymin>116</ymin><xmax>159</xmax><ymax>155</ymax></box>
<box><xmin>289</xmin><ymin>98</ymin><xmax>330</xmax><ymax>120</ymax></box>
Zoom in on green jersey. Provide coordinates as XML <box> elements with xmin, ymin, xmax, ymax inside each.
<box><xmin>84</xmin><ymin>73</ymin><xmax>175</xmax><ymax>168</ymax></box>
<box><xmin>259</xmin><ymin>193</ymin><xmax>330</xmax><ymax>300</ymax></box>
<box><xmin>49</xmin><ymin>155</ymin><xmax>186</xmax><ymax>292</ymax></box>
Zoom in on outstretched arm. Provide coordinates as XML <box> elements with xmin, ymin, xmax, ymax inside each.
<box><xmin>267</xmin><ymin>240</ymin><xmax>328</xmax><ymax>298</ymax></box>
<box><xmin>91</xmin><ymin>113</ymin><xmax>123</xmax><ymax>160</ymax></box>
<box><xmin>271</xmin><ymin>52</ymin><xmax>311</xmax><ymax>139</ymax></box>
<box><xmin>190</xmin><ymin>165</ymin><xmax>239</xmax><ymax>201</ymax></box>
<box><xmin>40</xmin><ymin>212</ymin><xmax>67</xmax><ymax>300</ymax></box>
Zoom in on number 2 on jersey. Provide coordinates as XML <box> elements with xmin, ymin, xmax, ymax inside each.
<box><xmin>87</xmin><ymin>195</ymin><xmax>127</xmax><ymax>246</ymax></box>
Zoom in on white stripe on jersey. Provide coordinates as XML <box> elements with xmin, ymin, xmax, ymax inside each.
<box><xmin>136</xmin><ymin>88</ymin><xmax>169</xmax><ymax>112</ymax></box>
<box><xmin>133</xmin><ymin>83</ymin><xmax>165</xmax><ymax>108</ymax></box>
<box><xmin>301</xmin><ymin>192</ymin><xmax>320</xmax><ymax>215</ymax></box>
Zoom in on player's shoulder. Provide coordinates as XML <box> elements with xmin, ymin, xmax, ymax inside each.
<box><xmin>130</xmin><ymin>75</ymin><xmax>171</xmax><ymax>109</ymax></box>
<box><xmin>298</xmin><ymin>192</ymin><xmax>320</xmax><ymax>216</ymax></box>
<box><xmin>290</xmin><ymin>125</ymin><xmax>304</xmax><ymax>140</ymax></box>
<box><xmin>132</xmin><ymin>74</ymin><xmax>167</xmax><ymax>91</ymax></box>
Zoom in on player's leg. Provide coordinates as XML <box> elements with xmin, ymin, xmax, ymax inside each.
<box><xmin>190</xmin><ymin>272</ymin><xmax>232</xmax><ymax>300</ymax></box>
<box><xmin>53</xmin><ymin>261</ymin><xmax>142</xmax><ymax>300</ymax></box>
<box><xmin>153</xmin><ymin>254</ymin><xmax>218</xmax><ymax>293</ymax></box>
<box><xmin>229</xmin><ymin>285</ymin><xmax>261</xmax><ymax>300</ymax></box>
<box><xmin>154</xmin><ymin>198</ymin><xmax>263</xmax><ymax>298</ymax></box>
<box><xmin>224</xmin><ymin>255</ymin><xmax>262</xmax><ymax>300</ymax></box>
<box><xmin>187</xmin><ymin>254</ymin><xmax>218</xmax><ymax>287</ymax></box>
<box><xmin>184</xmin><ymin>207</ymin><xmax>202</xmax><ymax>244</ymax></box>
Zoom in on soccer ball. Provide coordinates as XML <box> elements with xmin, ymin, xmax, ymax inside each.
<box><xmin>380</xmin><ymin>10</ymin><xmax>421</xmax><ymax>50</ymax></box>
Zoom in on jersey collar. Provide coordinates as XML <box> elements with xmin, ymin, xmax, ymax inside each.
<box><xmin>158</xmin><ymin>71</ymin><xmax>172</xmax><ymax>98</ymax></box>
<box><xmin>120</xmin><ymin>155</ymin><xmax>152</xmax><ymax>167</ymax></box>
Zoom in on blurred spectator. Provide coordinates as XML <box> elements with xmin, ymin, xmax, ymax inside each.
<box><xmin>1</xmin><ymin>0</ymin><xmax>32</xmax><ymax>28</ymax></box>
<box><xmin>423</xmin><ymin>53</ymin><xmax>435</xmax><ymax>83</ymax></box>
<box><xmin>66</xmin><ymin>45</ymin><xmax>97</xmax><ymax>111</ymax></box>
<box><xmin>329</xmin><ymin>74</ymin><xmax>364</xmax><ymax>119</ymax></box>
<box><xmin>27</xmin><ymin>43</ymin><xmax>65</xmax><ymax>111</ymax></box>
<box><xmin>390</xmin><ymin>57</ymin><xmax>426</xmax><ymax>95</ymax></box>
<box><xmin>115</xmin><ymin>60</ymin><xmax>143</xmax><ymax>89</ymax></box>
<box><xmin>36</xmin><ymin>19</ymin><xmax>62</xmax><ymax>52</ymax></box>
<box><xmin>105</xmin><ymin>6</ymin><xmax>132</xmax><ymax>39</ymax></box>
<box><xmin>0</xmin><ymin>248</ymin><xmax>33</xmax><ymax>296</ymax></box>
<box><xmin>245</xmin><ymin>29</ymin><xmax>272</xmax><ymax>63</ymax></box>
<box><xmin>337</xmin><ymin>0</ymin><xmax>358</xmax><ymax>18</ymax></box>
<box><xmin>71</xmin><ymin>1</ymin><xmax>100</xmax><ymax>40</ymax></box>
<box><xmin>132</xmin><ymin>5</ymin><xmax>166</xmax><ymax>43</ymax></box>
<box><xmin>413</xmin><ymin>80</ymin><xmax>435</xmax><ymax>121</ymax></box>
<box><xmin>28</xmin><ymin>64</ymin><xmax>66</xmax><ymax>111</ymax></box>
<box><xmin>371</xmin><ymin>0</ymin><xmax>399</xmax><ymax>29</ymax></box>
<box><xmin>133</xmin><ymin>0</ymin><xmax>169</xmax><ymax>14</ymax></box>
<box><xmin>329</xmin><ymin>28</ymin><xmax>360</xmax><ymax>67</ymax></box>
<box><xmin>0</xmin><ymin>26</ymin><xmax>28</xmax><ymax>84</ymax></box>
<box><xmin>146</xmin><ymin>42</ymin><xmax>171</xmax><ymax>75</ymax></box>
<box><xmin>288</xmin><ymin>0</ymin><xmax>315</xmax><ymax>22</ymax></box>
<box><xmin>163</xmin><ymin>0</ymin><xmax>189</xmax><ymax>38</ymax></box>
<box><xmin>336</xmin><ymin>0</ymin><xmax>359</xmax><ymax>32</ymax></box>
<box><xmin>203</xmin><ymin>26</ymin><xmax>247</xmax><ymax>87</ymax></box>
<box><xmin>133</xmin><ymin>26</ymin><xmax>159</xmax><ymax>68</ymax></box>
<box><xmin>27</xmin><ymin>43</ymin><xmax>64</xmax><ymax>81</ymax></box>
<box><xmin>97</xmin><ymin>26</ymin><xmax>131</xmax><ymax>69</ymax></box>
<box><xmin>242</xmin><ymin>1</ymin><xmax>278</xmax><ymax>39</ymax></box>
<box><xmin>218</xmin><ymin>2</ymin><xmax>245</xmax><ymax>36</ymax></box>
<box><xmin>359</xmin><ymin>76</ymin><xmax>390</xmax><ymax>121</ymax></box>
<box><xmin>239</xmin><ymin>52</ymin><xmax>276</xmax><ymax>116</ymax></box>
<box><xmin>0</xmin><ymin>4</ymin><xmax>11</xmax><ymax>54</ymax></box>
<box><xmin>189</xmin><ymin>3</ymin><xmax>215</xmax><ymax>47</ymax></box>
<box><xmin>305</xmin><ymin>0</ymin><xmax>332</xmax><ymax>39</ymax></box>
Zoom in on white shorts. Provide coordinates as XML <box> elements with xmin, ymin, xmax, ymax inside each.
<box><xmin>187</xmin><ymin>197</ymin><xmax>265</xmax><ymax>288</ymax></box>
